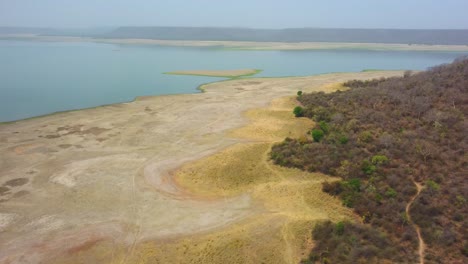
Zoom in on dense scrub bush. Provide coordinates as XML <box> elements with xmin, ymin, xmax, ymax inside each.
<box><xmin>300</xmin><ymin>221</ymin><xmax>413</xmax><ymax>264</ymax></box>
<box><xmin>272</xmin><ymin>57</ymin><xmax>468</xmax><ymax>263</ymax></box>
<box><xmin>343</xmin><ymin>77</ymin><xmax>388</xmax><ymax>89</ymax></box>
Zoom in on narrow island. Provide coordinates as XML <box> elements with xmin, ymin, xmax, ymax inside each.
<box><xmin>164</xmin><ymin>69</ymin><xmax>262</xmax><ymax>78</ymax></box>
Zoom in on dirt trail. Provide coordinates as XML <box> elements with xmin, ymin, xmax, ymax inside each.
<box><xmin>406</xmin><ymin>180</ymin><xmax>426</xmax><ymax>264</ymax></box>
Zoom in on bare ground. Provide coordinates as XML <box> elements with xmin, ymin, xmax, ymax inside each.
<box><xmin>165</xmin><ymin>69</ymin><xmax>260</xmax><ymax>78</ymax></box>
<box><xmin>0</xmin><ymin>71</ymin><xmax>403</xmax><ymax>263</ymax></box>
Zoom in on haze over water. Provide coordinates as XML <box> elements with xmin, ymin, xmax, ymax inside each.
<box><xmin>1</xmin><ymin>39</ymin><xmax>467</xmax><ymax>122</ymax></box>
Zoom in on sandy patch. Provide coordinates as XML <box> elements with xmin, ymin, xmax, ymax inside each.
<box><xmin>0</xmin><ymin>213</ymin><xmax>17</xmax><ymax>232</ymax></box>
<box><xmin>22</xmin><ymin>215</ymin><xmax>65</xmax><ymax>234</ymax></box>
<box><xmin>50</xmin><ymin>154</ymin><xmax>145</xmax><ymax>188</ymax></box>
<box><xmin>165</xmin><ymin>69</ymin><xmax>261</xmax><ymax>78</ymax></box>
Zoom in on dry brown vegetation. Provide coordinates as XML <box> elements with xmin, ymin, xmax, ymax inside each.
<box><xmin>173</xmin><ymin>97</ymin><xmax>355</xmax><ymax>263</ymax></box>
<box><xmin>272</xmin><ymin>58</ymin><xmax>468</xmax><ymax>263</ymax></box>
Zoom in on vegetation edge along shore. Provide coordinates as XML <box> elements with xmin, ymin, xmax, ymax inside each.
<box><xmin>271</xmin><ymin>58</ymin><xmax>467</xmax><ymax>263</ymax></box>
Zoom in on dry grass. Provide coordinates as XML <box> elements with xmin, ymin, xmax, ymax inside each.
<box><xmin>306</xmin><ymin>82</ymin><xmax>349</xmax><ymax>94</ymax></box>
<box><xmin>229</xmin><ymin>97</ymin><xmax>314</xmax><ymax>142</ymax></box>
<box><xmin>171</xmin><ymin>92</ymin><xmax>355</xmax><ymax>263</ymax></box>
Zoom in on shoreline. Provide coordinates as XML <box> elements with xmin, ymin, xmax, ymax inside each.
<box><xmin>0</xmin><ymin>71</ymin><xmax>405</xmax><ymax>263</ymax></box>
<box><xmin>164</xmin><ymin>69</ymin><xmax>262</xmax><ymax>78</ymax></box>
<box><xmin>2</xmin><ymin>34</ymin><xmax>468</xmax><ymax>52</ymax></box>
<box><xmin>0</xmin><ymin>69</ymin><xmax>404</xmax><ymax>124</ymax></box>
<box><xmin>0</xmin><ymin>36</ymin><xmax>462</xmax><ymax>123</ymax></box>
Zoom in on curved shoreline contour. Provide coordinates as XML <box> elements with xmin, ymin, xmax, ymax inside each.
<box><xmin>164</xmin><ymin>69</ymin><xmax>262</xmax><ymax>78</ymax></box>
<box><xmin>0</xmin><ymin>71</ymin><xmax>403</xmax><ymax>263</ymax></box>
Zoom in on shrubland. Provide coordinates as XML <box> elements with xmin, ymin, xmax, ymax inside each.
<box><xmin>271</xmin><ymin>58</ymin><xmax>468</xmax><ymax>263</ymax></box>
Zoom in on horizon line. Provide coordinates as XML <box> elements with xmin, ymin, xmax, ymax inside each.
<box><xmin>1</xmin><ymin>25</ymin><xmax>468</xmax><ymax>31</ymax></box>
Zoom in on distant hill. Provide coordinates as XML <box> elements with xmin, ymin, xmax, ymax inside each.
<box><xmin>2</xmin><ymin>26</ymin><xmax>468</xmax><ymax>45</ymax></box>
<box><xmin>102</xmin><ymin>27</ymin><xmax>468</xmax><ymax>45</ymax></box>
<box><xmin>0</xmin><ymin>27</ymin><xmax>115</xmax><ymax>37</ymax></box>
<box><xmin>0</xmin><ymin>27</ymin><xmax>58</xmax><ymax>35</ymax></box>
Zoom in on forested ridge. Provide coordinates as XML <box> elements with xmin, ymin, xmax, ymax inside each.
<box><xmin>271</xmin><ymin>58</ymin><xmax>468</xmax><ymax>263</ymax></box>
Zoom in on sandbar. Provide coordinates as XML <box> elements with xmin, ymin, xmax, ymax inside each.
<box><xmin>165</xmin><ymin>69</ymin><xmax>262</xmax><ymax>78</ymax></box>
<box><xmin>2</xmin><ymin>34</ymin><xmax>468</xmax><ymax>52</ymax></box>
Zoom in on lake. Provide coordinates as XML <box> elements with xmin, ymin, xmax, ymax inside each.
<box><xmin>0</xmin><ymin>40</ymin><xmax>466</xmax><ymax>122</ymax></box>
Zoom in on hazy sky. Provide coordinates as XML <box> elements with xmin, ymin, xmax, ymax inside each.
<box><xmin>1</xmin><ymin>0</ymin><xmax>468</xmax><ymax>29</ymax></box>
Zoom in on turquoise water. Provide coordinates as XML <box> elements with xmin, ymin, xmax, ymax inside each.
<box><xmin>0</xmin><ymin>40</ymin><xmax>467</xmax><ymax>122</ymax></box>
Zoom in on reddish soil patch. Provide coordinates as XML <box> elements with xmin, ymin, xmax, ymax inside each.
<box><xmin>66</xmin><ymin>238</ymin><xmax>104</xmax><ymax>255</ymax></box>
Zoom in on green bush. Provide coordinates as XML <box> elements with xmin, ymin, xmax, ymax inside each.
<box><xmin>339</xmin><ymin>135</ymin><xmax>349</xmax><ymax>144</ymax></box>
<box><xmin>361</xmin><ymin>160</ymin><xmax>377</xmax><ymax>175</ymax></box>
<box><xmin>346</xmin><ymin>178</ymin><xmax>362</xmax><ymax>192</ymax></box>
<box><xmin>318</xmin><ymin>121</ymin><xmax>330</xmax><ymax>134</ymax></box>
<box><xmin>335</xmin><ymin>221</ymin><xmax>345</xmax><ymax>235</ymax></box>
<box><xmin>311</xmin><ymin>129</ymin><xmax>325</xmax><ymax>142</ymax></box>
<box><xmin>297</xmin><ymin>90</ymin><xmax>303</xmax><ymax>97</ymax></box>
<box><xmin>385</xmin><ymin>187</ymin><xmax>397</xmax><ymax>198</ymax></box>
<box><xmin>293</xmin><ymin>106</ymin><xmax>304</xmax><ymax>117</ymax></box>
<box><xmin>371</xmin><ymin>155</ymin><xmax>389</xmax><ymax>165</ymax></box>
<box><xmin>426</xmin><ymin>180</ymin><xmax>440</xmax><ymax>191</ymax></box>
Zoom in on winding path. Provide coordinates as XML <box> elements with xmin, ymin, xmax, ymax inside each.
<box><xmin>405</xmin><ymin>180</ymin><xmax>426</xmax><ymax>264</ymax></box>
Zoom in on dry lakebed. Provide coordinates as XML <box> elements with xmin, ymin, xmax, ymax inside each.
<box><xmin>0</xmin><ymin>70</ymin><xmax>403</xmax><ymax>263</ymax></box>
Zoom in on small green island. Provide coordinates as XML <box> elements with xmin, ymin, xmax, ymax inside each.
<box><xmin>164</xmin><ymin>69</ymin><xmax>262</xmax><ymax>78</ymax></box>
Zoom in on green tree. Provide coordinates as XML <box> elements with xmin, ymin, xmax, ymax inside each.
<box><xmin>426</xmin><ymin>179</ymin><xmax>440</xmax><ymax>192</ymax></box>
<box><xmin>361</xmin><ymin>160</ymin><xmax>376</xmax><ymax>175</ymax></box>
<box><xmin>311</xmin><ymin>129</ymin><xmax>325</xmax><ymax>142</ymax></box>
<box><xmin>293</xmin><ymin>106</ymin><xmax>304</xmax><ymax>117</ymax></box>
